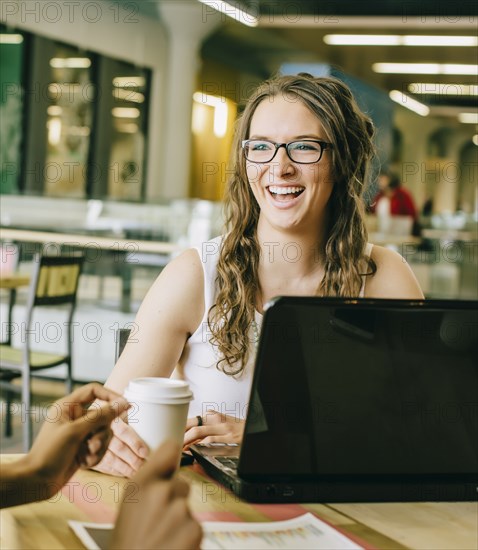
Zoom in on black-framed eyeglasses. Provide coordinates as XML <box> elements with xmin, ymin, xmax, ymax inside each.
<box><xmin>242</xmin><ymin>139</ymin><xmax>332</xmax><ymax>164</ymax></box>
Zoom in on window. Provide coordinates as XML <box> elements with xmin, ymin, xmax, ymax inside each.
<box><xmin>90</xmin><ymin>58</ymin><xmax>150</xmax><ymax>201</ymax></box>
<box><xmin>1</xmin><ymin>28</ymin><xmax>151</xmax><ymax>201</ymax></box>
<box><xmin>44</xmin><ymin>43</ymin><xmax>94</xmax><ymax>197</ymax></box>
<box><xmin>0</xmin><ymin>25</ymin><xmax>25</xmax><ymax>194</ymax></box>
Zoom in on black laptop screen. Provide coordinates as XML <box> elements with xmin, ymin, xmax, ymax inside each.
<box><xmin>239</xmin><ymin>298</ymin><xmax>478</xmax><ymax>481</ymax></box>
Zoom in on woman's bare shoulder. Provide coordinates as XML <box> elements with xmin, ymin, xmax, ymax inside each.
<box><xmin>157</xmin><ymin>248</ymin><xmax>203</xmax><ymax>286</ymax></box>
<box><xmin>136</xmin><ymin>247</ymin><xmax>205</xmax><ymax>334</ymax></box>
<box><xmin>365</xmin><ymin>244</ymin><xmax>424</xmax><ymax>299</ymax></box>
<box><xmin>105</xmin><ymin>248</ymin><xmax>206</xmax><ymax>391</ymax></box>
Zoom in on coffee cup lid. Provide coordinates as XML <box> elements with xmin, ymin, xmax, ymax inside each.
<box><xmin>124</xmin><ymin>377</ymin><xmax>193</xmax><ymax>404</ymax></box>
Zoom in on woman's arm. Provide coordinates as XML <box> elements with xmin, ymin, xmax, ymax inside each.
<box><xmin>106</xmin><ymin>248</ymin><xmax>205</xmax><ymax>392</ymax></box>
<box><xmin>365</xmin><ymin>245</ymin><xmax>424</xmax><ymax>299</ymax></box>
<box><xmin>94</xmin><ymin>249</ymin><xmax>205</xmax><ymax>477</ymax></box>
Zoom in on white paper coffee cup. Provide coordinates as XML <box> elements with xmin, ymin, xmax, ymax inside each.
<box><xmin>124</xmin><ymin>377</ymin><xmax>193</xmax><ymax>451</ymax></box>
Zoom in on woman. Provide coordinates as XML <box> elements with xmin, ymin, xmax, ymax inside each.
<box><xmin>97</xmin><ymin>74</ymin><xmax>423</xmax><ymax>477</ymax></box>
<box><xmin>371</xmin><ymin>169</ymin><xmax>418</xmax><ymax>219</ymax></box>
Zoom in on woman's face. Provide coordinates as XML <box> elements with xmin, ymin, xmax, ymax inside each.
<box><xmin>245</xmin><ymin>95</ymin><xmax>335</xmax><ymax>234</ymax></box>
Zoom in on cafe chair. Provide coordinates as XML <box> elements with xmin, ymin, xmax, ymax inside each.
<box><xmin>115</xmin><ymin>327</ymin><xmax>132</xmax><ymax>362</ymax></box>
<box><xmin>0</xmin><ymin>253</ymin><xmax>84</xmax><ymax>451</ymax></box>
<box><xmin>0</xmin><ymin>242</ymin><xmax>21</xmax><ymax>346</ymax></box>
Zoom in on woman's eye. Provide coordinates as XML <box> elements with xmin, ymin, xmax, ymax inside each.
<box><xmin>293</xmin><ymin>142</ymin><xmax>319</xmax><ymax>151</ymax></box>
<box><xmin>252</xmin><ymin>142</ymin><xmax>272</xmax><ymax>151</ymax></box>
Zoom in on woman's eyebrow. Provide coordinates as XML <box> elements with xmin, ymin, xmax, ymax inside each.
<box><xmin>293</xmin><ymin>134</ymin><xmax>323</xmax><ymax>140</ymax></box>
<box><xmin>248</xmin><ymin>134</ymin><xmax>324</xmax><ymax>140</ymax></box>
<box><xmin>248</xmin><ymin>135</ymin><xmax>271</xmax><ymax>140</ymax></box>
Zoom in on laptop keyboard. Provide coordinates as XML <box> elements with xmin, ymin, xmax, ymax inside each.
<box><xmin>215</xmin><ymin>456</ymin><xmax>239</xmax><ymax>470</ymax></box>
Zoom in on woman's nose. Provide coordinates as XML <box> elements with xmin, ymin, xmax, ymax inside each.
<box><xmin>271</xmin><ymin>146</ymin><xmax>295</xmax><ymax>177</ymax></box>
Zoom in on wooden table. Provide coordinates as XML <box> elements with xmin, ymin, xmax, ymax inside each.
<box><xmin>1</xmin><ymin>228</ymin><xmax>179</xmax><ymax>312</ymax></box>
<box><xmin>0</xmin><ymin>274</ymin><xmax>30</xmax><ymax>290</ymax></box>
<box><xmin>0</xmin><ymin>228</ymin><xmax>178</xmax><ymax>255</ymax></box>
<box><xmin>0</xmin><ymin>274</ymin><xmax>30</xmax><ymax>341</ymax></box>
<box><xmin>0</xmin><ymin>455</ymin><xmax>476</xmax><ymax>550</ymax></box>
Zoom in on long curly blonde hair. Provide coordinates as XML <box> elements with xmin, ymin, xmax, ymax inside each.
<box><xmin>209</xmin><ymin>74</ymin><xmax>376</xmax><ymax>376</ymax></box>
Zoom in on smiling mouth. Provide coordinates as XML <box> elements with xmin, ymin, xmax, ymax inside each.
<box><xmin>267</xmin><ymin>185</ymin><xmax>305</xmax><ymax>201</ymax></box>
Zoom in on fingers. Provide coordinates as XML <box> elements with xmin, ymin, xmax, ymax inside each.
<box><xmin>185</xmin><ymin>416</ymin><xmax>201</xmax><ymax>430</ymax></box>
<box><xmin>57</xmin><ymin>383</ymin><xmax>130</xmax><ymax>426</ymax></box>
<box><xmin>201</xmin><ymin>410</ymin><xmax>220</xmax><ymax>424</ymax></box>
<box><xmin>80</xmin><ymin>428</ymin><xmax>113</xmax><ymax>468</ymax></box>
<box><xmin>112</xmin><ymin>419</ymin><xmax>149</xmax><ymax>459</ymax></box>
<box><xmin>92</xmin><ymin>420</ymin><xmax>149</xmax><ymax>477</ymax></box>
<box><xmin>71</xmin><ymin>400</ymin><xmax>130</xmax><ymax>442</ymax></box>
<box><xmin>198</xmin><ymin>435</ymin><xmax>239</xmax><ymax>446</ymax></box>
<box><xmin>171</xmin><ymin>477</ymin><xmax>190</xmax><ymax>500</ymax></box>
<box><xmin>183</xmin><ymin>426</ymin><xmax>208</xmax><ymax>447</ymax></box>
<box><xmin>183</xmin><ymin>424</ymin><xmax>227</xmax><ymax>447</ymax></box>
<box><xmin>156</xmin><ymin>497</ymin><xmax>203</xmax><ymax>550</ymax></box>
<box><xmin>133</xmin><ymin>440</ymin><xmax>182</xmax><ymax>485</ymax></box>
<box><xmin>185</xmin><ymin>410</ymin><xmax>224</xmax><ymax>431</ymax></box>
<box><xmin>109</xmin><ymin>478</ymin><xmax>200</xmax><ymax>550</ymax></box>
<box><xmin>108</xmin><ymin>436</ymin><xmax>146</xmax><ymax>475</ymax></box>
<box><xmin>183</xmin><ymin>414</ymin><xmax>245</xmax><ymax>447</ymax></box>
<box><xmin>94</xmin><ymin>448</ymin><xmax>138</xmax><ymax>478</ymax></box>
<box><xmin>63</xmin><ymin>383</ymin><xmax>126</xmax><ymax>409</ymax></box>
<box><xmin>86</xmin><ymin>431</ymin><xmax>108</xmax><ymax>455</ymax></box>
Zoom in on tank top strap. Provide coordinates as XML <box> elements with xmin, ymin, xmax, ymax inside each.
<box><xmin>359</xmin><ymin>242</ymin><xmax>373</xmax><ymax>298</ymax></box>
<box><xmin>194</xmin><ymin>236</ymin><xmax>223</xmax><ymax>312</ymax></box>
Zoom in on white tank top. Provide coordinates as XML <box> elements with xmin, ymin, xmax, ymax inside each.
<box><xmin>178</xmin><ymin>237</ymin><xmax>373</xmax><ymax>416</ymax></box>
<box><xmin>177</xmin><ymin>236</ymin><xmax>256</xmax><ymax>418</ymax></box>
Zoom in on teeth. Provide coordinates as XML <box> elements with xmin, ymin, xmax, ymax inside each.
<box><xmin>268</xmin><ymin>186</ymin><xmax>304</xmax><ymax>195</ymax></box>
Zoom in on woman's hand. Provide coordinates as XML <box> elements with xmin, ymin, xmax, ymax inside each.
<box><xmin>110</xmin><ymin>440</ymin><xmax>202</xmax><ymax>550</ymax></box>
<box><xmin>92</xmin><ymin>417</ymin><xmax>149</xmax><ymax>478</ymax></box>
<box><xmin>183</xmin><ymin>410</ymin><xmax>245</xmax><ymax>448</ymax></box>
<box><xmin>2</xmin><ymin>383</ymin><xmax>130</xmax><ymax>508</ymax></box>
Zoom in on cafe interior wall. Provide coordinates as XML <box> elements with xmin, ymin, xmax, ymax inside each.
<box><xmin>188</xmin><ymin>21</ymin><xmax>477</xmax><ymax>214</ymax></box>
<box><xmin>2</xmin><ymin>1</ymin><xmax>477</xmax><ymax>213</ymax></box>
<box><xmin>393</xmin><ymin>106</ymin><xmax>477</xmax><ymax>215</ymax></box>
<box><xmin>189</xmin><ymin>60</ymin><xmax>263</xmax><ymax>201</ymax></box>
<box><xmin>193</xmin><ymin>56</ymin><xmax>478</xmax><ymax>216</ymax></box>
<box><xmin>0</xmin><ymin>0</ymin><xmax>169</xmax><ymax>201</ymax></box>
<box><xmin>189</xmin><ymin>96</ymin><xmax>236</xmax><ymax>201</ymax></box>
<box><xmin>189</xmin><ymin>62</ymin><xmax>236</xmax><ymax>200</ymax></box>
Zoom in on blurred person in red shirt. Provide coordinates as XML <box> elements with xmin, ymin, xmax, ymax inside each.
<box><xmin>370</xmin><ymin>170</ymin><xmax>417</xmax><ymax>219</ymax></box>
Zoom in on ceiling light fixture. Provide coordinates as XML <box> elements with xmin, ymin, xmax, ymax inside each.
<box><xmin>373</xmin><ymin>63</ymin><xmax>478</xmax><ymax>75</ymax></box>
<box><xmin>325</xmin><ymin>34</ymin><xmax>477</xmax><ymax>47</ymax></box>
<box><xmin>115</xmin><ymin>122</ymin><xmax>139</xmax><ymax>134</ymax></box>
<box><xmin>111</xmin><ymin>107</ymin><xmax>140</xmax><ymax>119</ymax></box>
<box><xmin>47</xmin><ymin>118</ymin><xmax>62</xmax><ymax>146</ymax></box>
<box><xmin>0</xmin><ymin>34</ymin><xmax>24</xmax><ymax>44</ymax></box>
<box><xmin>458</xmin><ymin>113</ymin><xmax>478</xmax><ymax>124</ymax></box>
<box><xmin>324</xmin><ymin>35</ymin><xmax>400</xmax><ymax>46</ymax></box>
<box><xmin>403</xmin><ymin>35</ymin><xmax>477</xmax><ymax>46</ymax></box>
<box><xmin>408</xmin><ymin>83</ymin><xmax>478</xmax><ymax>96</ymax></box>
<box><xmin>389</xmin><ymin>90</ymin><xmax>430</xmax><ymax>116</ymax></box>
<box><xmin>197</xmin><ymin>0</ymin><xmax>258</xmax><ymax>27</ymax></box>
<box><xmin>50</xmin><ymin>58</ymin><xmax>91</xmax><ymax>69</ymax></box>
<box><xmin>112</xmin><ymin>76</ymin><xmax>146</xmax><ymax>88</ymax></box>
<box><xmin>47</xmin><ymin>106</ymin><xmax>63</xmax><ymax>116</ymax></box>
<box><xmin>113</xmin><ymin>88</ymin><xmax>145</xmax><ymax>103</ymax></box>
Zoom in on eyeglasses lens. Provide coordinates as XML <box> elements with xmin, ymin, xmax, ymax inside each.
<box><xmin>244</xmin><ymin>140</ymin><xmax>322</xmax><ymax>163</ymax></box>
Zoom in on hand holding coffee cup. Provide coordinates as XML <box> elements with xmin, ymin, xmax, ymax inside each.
<box><xmin>123</xmin><ymin>378</ymin><xmax>193</xmax><ymax>462</ymax></box>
